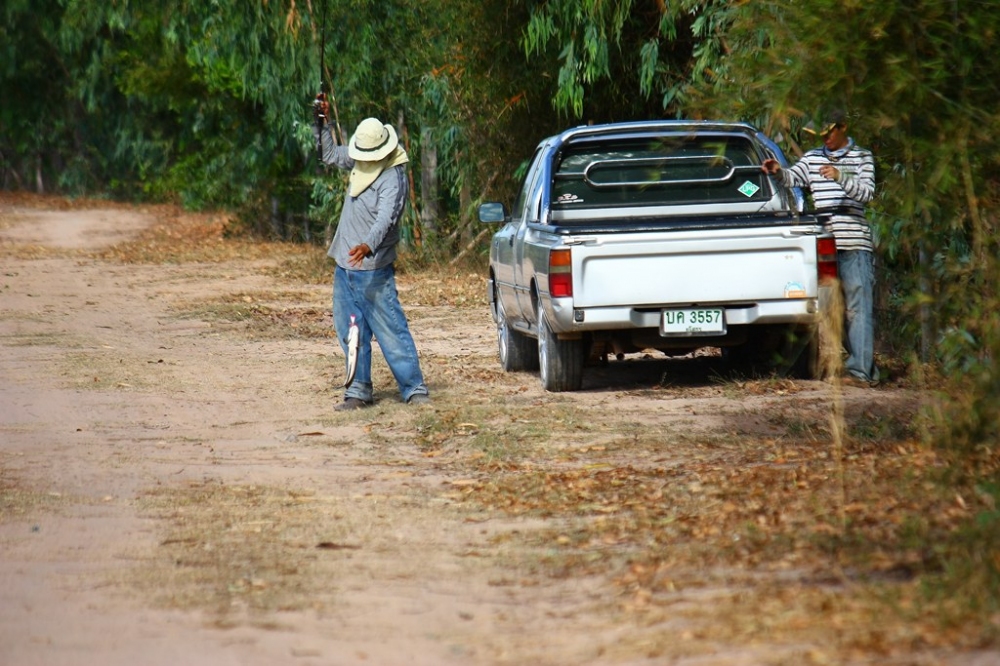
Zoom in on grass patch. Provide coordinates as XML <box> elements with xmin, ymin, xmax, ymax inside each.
<box><xmin>0</xmin><ymin>469</ymin><xmax>66</xmax><ymax>522</ymax></box>
<box><xmin>394</xmin><ymin>268</ymin><xmax>486</xmax><ymax>308</ymax></box>
<box><xmin>131</xmin><ymin>481</ymin><xmax>353</xmax><ymax>621</ymax></box>
<box><xmin>0</xmin><ymin>242</ymin><xmax>77</xmax><ymax>260</ymax></box>
<box><xmin>264</xmin><ymin>249</ymin><xmax>333</xmax><ymax>286</ymax></box>
<box><xmin>0</xmin><ymin>331</ymin><xmax>80</xmax><ymax>348</ymax></box>
<box><xmin>411</xmin><ymin>400</ymin><xmax>613</xmax><ymax>464</ymax></box>
<box><xmin>173</xmin><ymin>292</ymin><xmax>335</xmax><ymax>341</ymax></box>
<box><xmin>127</xmin><ymin>477</ymin><xmax>472</xmax><ymax>630</ymax></box>
<box><xmin>469</xmin><ymin>437</ymin><xmax>948</xmax><ymax>572</ymax></box>
<box><xmin>60</xmin><ymin>350</ymin><xmax>161</xmax><ymax>391</ymax></box>
<box><xmin>96</xmin><ymin>207</ymin><xmax>290</xmax><ymax>265</ymax></box>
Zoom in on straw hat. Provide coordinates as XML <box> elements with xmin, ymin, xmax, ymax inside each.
<box><xmin>348</xmin><ymin>118</ymin><xmax>399</xmax><ymax>162</ymax></box>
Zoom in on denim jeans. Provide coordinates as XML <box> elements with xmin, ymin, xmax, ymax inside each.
<box><xmin>838</xmin><ymin>250</ymin><xmax>879</xmax><ymax>382</ymax></box>
<box><xmin>333</xmin><ymin>264</ymin><xmax>428</xmax><ymax>403</ymax></box>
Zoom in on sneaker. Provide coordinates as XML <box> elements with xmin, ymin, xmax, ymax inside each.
<box><xmin>406</xmin><ymin>393</ymin><xmax>431</xmax><ymax>406</ymax></box>
<box><xmin>335</xmin><ymin>397</ymin><xmax>371</xmax><ymax>411</ymax></box>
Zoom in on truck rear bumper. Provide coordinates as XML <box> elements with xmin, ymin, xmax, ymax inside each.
<box><xmin>550</xmin><ymin>297</ymin><xmax>820</xmax><ymax>333</ymax></box>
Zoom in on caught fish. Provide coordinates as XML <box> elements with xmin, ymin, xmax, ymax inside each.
<box><xmin>343</xmin><ymin>314</ymin><xmax>359</xmax><ymax>388</ymax></box>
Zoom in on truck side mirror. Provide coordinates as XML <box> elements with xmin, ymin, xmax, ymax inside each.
<box><xmin>478</xmin><ymin>202</ymin><xmax>508</xmax><ymax>224</ymax></box>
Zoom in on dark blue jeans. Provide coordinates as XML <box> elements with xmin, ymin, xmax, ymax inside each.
<box><xmin>333</xmin><ymin>264</ymin><xmax>428</xmax><ymax>403</ymax></box>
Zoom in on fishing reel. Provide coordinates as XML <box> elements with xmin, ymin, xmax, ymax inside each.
<box><xmin>312</xmin><ymin>92</ymin><xmax>327</xmax><ymax>125</ymax></box>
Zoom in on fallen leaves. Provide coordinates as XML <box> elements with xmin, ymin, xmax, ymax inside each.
<box><xmin>454</xmin><ymin>421</ymin><xmax>988</xmax><ymax>650</ymax></box>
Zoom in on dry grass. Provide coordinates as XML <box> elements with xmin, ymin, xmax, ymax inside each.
<box><xmin>0</xmin><ymin>242</ymin><xmax>76</xmax><ymax>260</ymax></box>
<box><xmin>0</xmin><ymin>452</ymin><xmax>74</xmax><ymax>525</ymax></box>
<box><xmin>0</xmin><ymin>480</ymin><xmax>66</xmax><ymax>523</ymax></box>
<box><xmin>173</xmin><ymin>298</ymin><xmax>336</xmax><ymax>341</ymax></box>
<box><xmin>59</xmin><ymin>350</ymin><xmax>163</xmax><ymax>391</ymax></box>
<box><xmin>0</xmin><ymin>331</ymin><xmax>80</xmax><ymax>348</ymax></box>
<box><xmin>406</xmin><ymin>404</ymin><xmax>986</xmax><ymax>656</ymax></box>
<box><xmin>125</xmin><ymin>477</ymin><xmax>473</xmax><ymax>629</ymax></box>
<box><xmin>131</xmin><ymin>481</ymin><xmax>352</xmax><ymax>620</ymax></box>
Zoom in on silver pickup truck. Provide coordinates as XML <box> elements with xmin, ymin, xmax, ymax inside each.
<box><xmin>479</xmin><ymin>120</ymin><xmax>837</xmax><ymax>391</ymax></box>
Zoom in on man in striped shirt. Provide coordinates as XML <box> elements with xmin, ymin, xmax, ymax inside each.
<box><xmin>762</xmin><ymin>110</ymin><xmax>879</xmax><ymax>386</ymax></box>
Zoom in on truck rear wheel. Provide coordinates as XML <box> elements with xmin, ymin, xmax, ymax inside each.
<box><xmin>496</xmin><ymin>295</ymin><xmax>538</xmax><ymax>372</ymax></box>
<box><xmin>537</xmin><ymin>302</ymin><xmax>584</xmax><ymax>391</ymax></box>
<box><xmin>783</xmin><ymin>326</ymin><xmax>821</xmax><ymax>379</ymax></box>
<box><xmin>778</xmin><ymin>327</ymin><xmax>822</xmax><ymax>379</ymax></box>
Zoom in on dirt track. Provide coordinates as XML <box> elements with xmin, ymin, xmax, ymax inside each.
<box><xmin>1</xmin><ymin>196</ymin><xmax>996</xmax><ymax>665</ymax></box>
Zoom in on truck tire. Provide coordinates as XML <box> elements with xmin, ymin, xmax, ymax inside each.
<box><xmin>781</xmin><ymin>325</ymin><xmax>821</xmax><ymax>379</ymax></box>
<box><xmin>537</xmin><ymin>302</ymin><xmax>584</xmax><ymax>392</ymax></box>
<box><xmin>496</xmin><ymin>295</ymin><xmax>538</xmax><ymax>372</ymax></box>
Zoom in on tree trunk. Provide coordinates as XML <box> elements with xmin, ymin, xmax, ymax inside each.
<box><xmin>0</xmin><ymin>150</ymin><xmax>24</xmax><ymax>189</ymax></box>
<box><xmin>459</xmin><ymin>179</ymin><xmax>473</xmax><ymax>245</ymax></box>
<box><xmin>420</xmin><ymin>127</ymin><xmax>439</xmax><ymax>236</ymax></box>
<box><xmin>270</xmin><ymin>196</ymin><xmax>284</xmax><ymax>240</ymax></box>
<box><xmin>35</xmin><ymin>153</ymin><xmax>44</xmax><ymax>194</ymax></box>
<box><xmin>918</xmin><ymin>224</ymin><xmax>934</xmax><ymax>364</ymax></box>
<box><xmin>398</xmin><ymin>111</ymin><xmax>421</xmax><ymax>247</ymax></box>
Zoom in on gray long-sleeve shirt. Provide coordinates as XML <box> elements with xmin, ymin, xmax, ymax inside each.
<box><xmin>318</xmin><ymin>126</ymin><xmax>407</xmax><ymax>270</ymax></box>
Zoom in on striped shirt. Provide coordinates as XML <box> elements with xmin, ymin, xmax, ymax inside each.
<box><xmin>779</xmin><ymin>139</ymin><xmax>875</xmax><ymax>252</ymax></box>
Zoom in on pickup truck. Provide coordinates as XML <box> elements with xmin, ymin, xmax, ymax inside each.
<box><xmin>478</xmin><ymin>120</ymin><xmax>837</xmax><ymax>392</ymax></box>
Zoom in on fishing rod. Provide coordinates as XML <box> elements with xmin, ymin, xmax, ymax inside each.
<box><xmin>313</xmin><ymin>0</ymin><xmax>344</xmax><ymax>150</ymax></box>
<box><xmin>312</xmin><ymin>0</ymin><xmax>327</xmax><ymax>155</ymax></box>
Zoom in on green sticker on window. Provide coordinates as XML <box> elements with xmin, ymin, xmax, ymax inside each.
<box><xmin>738</xmin><ymin>181</ymin><xmax>761</xmax><ymax>198</ymax></box>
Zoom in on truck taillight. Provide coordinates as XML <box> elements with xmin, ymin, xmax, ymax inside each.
<box><xmin>817</xmin><ymin>237</ymin><xmax>838</xmax><ymax>283</ymax></box>
<box><xmin>549</xmin><ymin>248</ymin><xmax>573</xmax><ymax>298</ymax></box>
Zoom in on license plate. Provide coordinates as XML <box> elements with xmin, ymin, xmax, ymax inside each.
<box><xmin>660</xmin><ymin>308</ymin><xmax>725</xmax><ymax>336</ymax></box>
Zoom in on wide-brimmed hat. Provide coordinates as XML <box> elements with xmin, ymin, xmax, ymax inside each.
<box><xmin>348</xmin><ymin>118</ymin><xmax>399</xmax><ymax>162</ymax></box>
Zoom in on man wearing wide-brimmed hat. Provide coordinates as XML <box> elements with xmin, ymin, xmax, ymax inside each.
<box><xmin>762</xmin><ymin>109</ymin><xmax>879</xmax><ymax>386</ymax></box>
<box><xmin>315</xmin><ymin>111</ymin><xmax>430</xmax><ymax>410</ymax></box>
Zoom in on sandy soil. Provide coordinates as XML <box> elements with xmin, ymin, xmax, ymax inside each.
<box><xmin>0</xmin><ymin>196</ymin><xmax>995</xmax><ymax>666</ymax></box>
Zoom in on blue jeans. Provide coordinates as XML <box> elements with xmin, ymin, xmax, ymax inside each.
<box><xmin>333</xmin><ymin>264</ymin><xmax>428</xmax><ymax>403</ymax></box>
<box><xmin>838</xmin><ymin>250</ymin><xmax>879</xmax><ymax>382</ymax></box>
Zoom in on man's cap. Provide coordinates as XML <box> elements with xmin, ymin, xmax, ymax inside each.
<box><xmin>803</xmin><ymin>109</ymin><xmax>847</xmax><ymax>137</ymax></box>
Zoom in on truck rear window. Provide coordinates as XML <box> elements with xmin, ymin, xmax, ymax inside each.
<box><xmin>551</xmin><ymin>135</ymin><xmax>770</xmax><ymax>209</ymax></box>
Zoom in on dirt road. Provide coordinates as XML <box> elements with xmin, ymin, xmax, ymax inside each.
<box><xmin>1</xmin><ymin>195</ymin><xmax>995</xmax><ymax>665</ymax></box>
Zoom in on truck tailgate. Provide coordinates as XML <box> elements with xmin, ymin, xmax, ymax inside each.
<box><xmin>570</xmin><ymin>227</ymin><xmax>818</xmax><ymax>308</ymax></box>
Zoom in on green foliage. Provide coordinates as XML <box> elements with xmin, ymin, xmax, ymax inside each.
<box><xmin>0</xmin><ymin>0</ymin><xmax>546</xmax><ymax>238</ymax></box>
<box><xmin>1</xmin><ymin>0</ymin><xmax>91</xmax><ymax>192</ymax></box>
<box><xmin>2</xmin><ymin>0</ymin><xmax>319</xmax><ymax>206</ymax></box>
<box><xmin>518</xmin><ymin>0</ymin><xmax>698</xmax><ymax>120</ymax></box>
<box><xmin>671</xmin><ymin>2</ymin><xmax>1000</xmax><ymax>365</ymax></box>
<box><xmin>414</xmin><ymin>0</ymin><xmax>558</xmax><ymax>210</ymax></box>
<box><xmin>681</xmin><ymin>0</ymin><xmax>1000</xmax><ymax>632</ymax></box>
